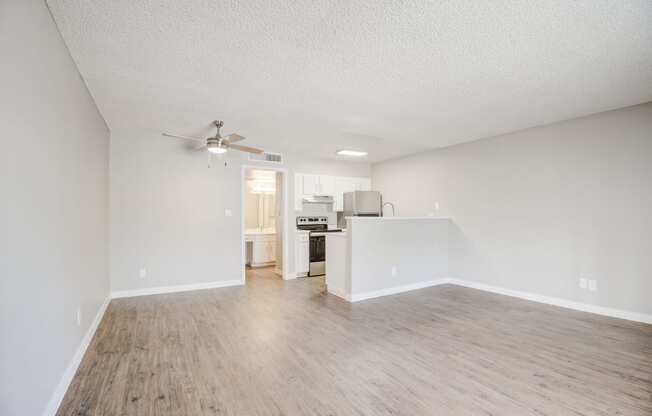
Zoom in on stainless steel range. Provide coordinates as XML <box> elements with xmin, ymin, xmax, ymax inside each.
<box><xmin>296</xmin><ymin>216</ymin><xmax>342</xmax><ymax>277</ymax></box>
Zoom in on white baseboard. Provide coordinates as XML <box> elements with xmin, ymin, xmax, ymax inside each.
<box><xmin>111</xmin><ymin>279</ymin><xmax>244</xmax><ymax>299</ymax></box>
<box><xmin>349</xmin><ymin>279</ymin><xmax>450</xmax><ymax>302</ymax></box>
<box><xmin>339</xmin><ymin>277</ymin><xmax>652</xmax><ymax>324</ymax></box>
<box><xmin>326</xmin><ymin>286</ymin><xmax>348</xmax><ymax>300</ymax></box>
<box><xmin>43</xmin><ymin>295</ymin><xmax>111</xmax><ymax>416</ymax></box>
<box><xmin>448</xmin><ymin>278</ymin><xmax>652</xmax><ymax>325</ymax></box>
<box><xmin>249</xmin><ymin>262</ymin><xmax>275</xmax><ymax>268</ymax></box>
<box><xmin>283</xmin><ymin>273</ymin><xmax>297</xmax><ymax>280</ymax></box>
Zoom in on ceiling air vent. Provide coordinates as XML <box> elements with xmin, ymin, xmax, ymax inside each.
<box><xmin>249</xmin><ymin>151</ymin><xmax>283</xmax><ymax>164</ymax></box>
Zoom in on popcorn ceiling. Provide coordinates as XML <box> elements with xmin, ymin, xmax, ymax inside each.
<box><xmin>47</xmin><ymin>0</ymin><xmax>652</xmax><ymax>162</ymax></box>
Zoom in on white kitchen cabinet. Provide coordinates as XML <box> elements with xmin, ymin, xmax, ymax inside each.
<box><xmin>301</xmin><ymin>173</ymin><xmax>334</xmax><ymax>196</ymax></box>
<box><xmin>318</xmin><ymin>175</ymin><xmax>335</xmax><ymax>196</ymax></box>
<box><xmin>301</xmin><ymin>174</ymin><xmax>320</xmax><ymax>195</ymax></box>
<box><xmin>295</xmin><ymin>173</ymin><xmax>330</xmax><ymax>210</ymax></box>
<box><xmin>295</xmin><ymin>173</ymin><xmax>371</xmax><ymax>212</ymax></box>
<box><xmin>295</xmin><ymin>232</ymin><xmax>310</xmax><ymax>276</ymax></box>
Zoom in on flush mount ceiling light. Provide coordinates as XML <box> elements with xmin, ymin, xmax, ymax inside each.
<box><xmin>336</xmin><ymin>149</ymin><xmax>368</xmax><ymax>157</ymax></box>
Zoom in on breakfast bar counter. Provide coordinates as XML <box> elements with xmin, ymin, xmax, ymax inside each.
<box><xmin>326</xmin><ymin>217</ymin><xmax>450</xmax><ymax>302</ymax></box>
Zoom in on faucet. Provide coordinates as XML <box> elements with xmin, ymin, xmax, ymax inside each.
<box><xmin>382</xmin><ymin>202</ymin><xmax>395</xmax><ymax>217</ymax></box>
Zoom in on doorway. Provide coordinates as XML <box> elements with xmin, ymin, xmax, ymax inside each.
<box><xmin>241</xmin><ymin>165</ymin><xmax>289</xmax><ymax>281</ymax></box>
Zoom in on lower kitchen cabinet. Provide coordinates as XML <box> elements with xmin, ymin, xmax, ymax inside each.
<box><xmin>295</xmin><ymin>232</ymin><xmax>310</xmax><ymax>277</ymax></box>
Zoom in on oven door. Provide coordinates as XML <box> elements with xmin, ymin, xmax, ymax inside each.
<box><xmin>309</xmin><ymin>234</ymin><xmax>326</xmax><ymax>276</ymax></box>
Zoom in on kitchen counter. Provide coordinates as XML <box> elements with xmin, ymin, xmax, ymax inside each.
<box><xmin>326</xmin><ymin>217</ymin><xmax>450</xmax><ymax>302</ymax></box>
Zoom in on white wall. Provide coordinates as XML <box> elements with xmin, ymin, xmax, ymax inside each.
<box><xmin>109</xmin><ymin>129</ymin><xmax>370</xmax><ymax>291</ymax></box>
<box><xmin>372</xmin><ymin>103</ymin><xmax>652</xmax><ymax>315</ymax></box>
<box><xmin>0</xmin><ymin>1</ymin><xmax>110</xmax><ymax>415</ymax></box>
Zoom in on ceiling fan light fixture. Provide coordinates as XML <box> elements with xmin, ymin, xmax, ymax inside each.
<box><xmin>163</xmin><ymin>120</ymin><xmax>263</xmax><ymax>155</ymax></box>
<box><xmin>207</xmin><ymin>145</ymin><xmax>227</xmax><ymax>154</ymax></box>
<box><xmin>336</xmin><ymin>149</ymin><xmax>368</xmax><ymax>157</ymax></box>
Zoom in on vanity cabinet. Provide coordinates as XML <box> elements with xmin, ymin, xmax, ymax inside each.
<box><xmin>246</xmin><ymin>233</ymin><xmax>276</xmax><ymax>267</ymax></box>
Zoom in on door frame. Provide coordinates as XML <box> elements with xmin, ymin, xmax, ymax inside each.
<box><xmin>241</xmin><ymin>164</ymin><xmax>291</xmax><ymax>281</ymax></box>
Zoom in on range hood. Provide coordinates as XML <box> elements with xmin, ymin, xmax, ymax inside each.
<box><xmin>302</xmin><ymin>195</ymin><xmax>334</xmax><ymax>205</ymax></box>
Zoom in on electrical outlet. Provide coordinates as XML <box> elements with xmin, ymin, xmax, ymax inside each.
<box><xmin>76</xmin><ymin>307</ymin><xmax>82</xmax><ymax>327</ymax></box>
<box><xmin>391</xmin><ymin>266</ymin><xmax>398</xmax><ymax>276</ymax></box>
<box><xmin>579</xmin><ymin>278</ymin><xmax>588</xmax><ymax>289</ymax></box>
<box><xmin>434</xmin><ymin>202</ymin><xmax>440</xmax><ymax>211</ymax></box>
<box><xmin>588</xmin><ymin>279</ymin><xmax>597</xmax><ymax>292</ymax></box>
<box><xmin>225</xmin><ymin>209</ymin><xmax>233</xmax><ymax>217</ymax></box>
<box><xmin>139</xmin><ymin>267</ymin><xmax>147</xmax><ymax>278</ymax></box>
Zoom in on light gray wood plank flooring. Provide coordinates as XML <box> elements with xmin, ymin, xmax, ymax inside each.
<box><xmin>57</xmin><ymin>267</ymin><xmax>652</xmax><ymax>415</ymax></box>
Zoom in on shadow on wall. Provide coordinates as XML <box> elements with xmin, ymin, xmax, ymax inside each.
<box><xmin>448</xmin><ymin>220</ymin><xmax>494</xmax><ymax>283</ymax></box>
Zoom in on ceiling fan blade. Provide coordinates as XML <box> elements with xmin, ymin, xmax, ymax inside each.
<box><xmin>162</xmin><ymin>133</ymin><xmax>204</xmax><ymax>141</ymax></box>
<box><xmin>228</xmin><ymin>143</ymin><xmax>264</xmax><ymax>154</ymax></box>
<box><xmin>194</xmin><ymin>145</ymin><xmax>207</xmax><ymax>152</ymax></box>
<box><xmin>223</xmin><ymin>133</ymin><xmax>245</xmax><ymax>144</ymax></box>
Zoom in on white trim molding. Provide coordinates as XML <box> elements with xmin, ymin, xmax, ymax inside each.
<box><xmin>349</xmin><ymin>279</ymin><xmax>450</xmax><ymax>302</ymax></box>
<box><xmin>344</xmin><ymin>277</ymin><xmax>652</xmax><ymax>324</ymax></box>
<box><xmin>111</xmin><ymin>279</ymin><xmax>244</xmax><ymax>299</ymax></box>
<box><xmin>448</xmin><ymin>279</ymin><xmax>652</xmax><ymax>325</ymax></box>
<box><xmin>43</xmin><ymin>295</ymin><xmax>111</xmax><ymax>416</ymax></box>
<box><xmin>240</xmin><ymin>165</ymin><xmax>291</xmax><ymax>282</ymax></box>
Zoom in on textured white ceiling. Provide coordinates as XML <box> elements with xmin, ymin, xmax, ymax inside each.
<box><xmin>47</xmin><ymin>0</ymin><xmax>652</xmax><ymax>162</ymax></box>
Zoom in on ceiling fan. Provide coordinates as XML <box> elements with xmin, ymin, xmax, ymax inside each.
<box><xmin>163</xmin><ymin>121</ymin><xmax>263</xmax><ymax>155</ymax></box>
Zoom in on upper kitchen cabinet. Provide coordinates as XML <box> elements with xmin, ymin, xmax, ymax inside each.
<box><xmin>300</xmin><ymin>174</ymin><xmax>335</xmax><ymax>196</ymax></box>
<box><xmin>295</xmin><ymin>173</ymin><xmax>371</xmax><ymax>211</ymax></box>
<box><xmin>319</xmin><ymin>175</ymin><xmax>335</xmax><ymax>196</ymax></box>
<box><xmin>301</xmin><ymin>174</ymin><xmax>320</xmax><ymax>195</ymax></box>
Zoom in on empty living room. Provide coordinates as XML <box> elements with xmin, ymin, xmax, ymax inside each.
<box><xmin>2</xmin><ymin>1</ymin><xmax>651</xmax><ymax>415</ymax></box>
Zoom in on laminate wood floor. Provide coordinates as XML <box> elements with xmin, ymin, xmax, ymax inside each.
<box><xmin>57</xmin><ymin>268</ymin><xmax>652</xmax><ymax>415</ymax></box>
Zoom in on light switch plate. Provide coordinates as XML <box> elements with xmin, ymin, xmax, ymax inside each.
<box><xmin>579</xmin><ymin>278</ymin><xmax>588</xmax><ymax>289</ymax></box>
<box><xmin>588</xmin><ymin>279</ymin><xmax>597</xmax><ymax>292</ymax></box>
<box><xmin>225</xmin><ymin>209</ymin><xmax>233</xmax><ymax>217</ymax></box>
